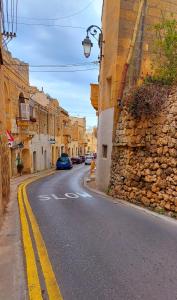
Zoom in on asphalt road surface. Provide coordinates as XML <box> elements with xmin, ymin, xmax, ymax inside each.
<box><xmin>27</xmin><ymin>165</ymin><xmax>177</xmax><ymax>300</ymax></box>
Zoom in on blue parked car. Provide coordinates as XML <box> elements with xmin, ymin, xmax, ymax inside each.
<box><xmin>56</xmin><ymin>156</ymin><xmax>73</xmax><ymax>170</ymax></box>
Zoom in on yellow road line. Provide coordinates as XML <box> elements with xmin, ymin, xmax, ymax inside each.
<box><xmin>22</xmin><ymin>182</ymin><xmax>63</xmax><ymax>300</ymax></box>
<box><xmin>18</xmin><ymin>184</ymin><xmax>43</xmax><ymax>300</ymax></box>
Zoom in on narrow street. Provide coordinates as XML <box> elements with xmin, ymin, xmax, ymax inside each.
<box><xmin>25</xmin><ymin>165</ymin><xmax>177</xmax><ymax>300</ymax></box>
<box><xmin>1</xmin><ymin>1</ymin><xmax>177</xmax><ymax>299</ymax></box>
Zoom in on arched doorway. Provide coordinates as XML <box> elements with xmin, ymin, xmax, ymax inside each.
<box><xmin>52</xmin><ymin>146</ymin><xmax>55</xmax><ymax>166</ymax></box>
<box><xmin>11</xmin><ymin>150</ymin><xmax>17</xmax><ymax>177</ymax></box>
<box><xmin>22</xmin><ymin>149</ymin><xmax>31</xmax><ymax>173</ymax></box>
<box><xmin>33</xmin><ymin>151</ymin><xmax>37</xmax><ymax>172</ymax></box>
<box><xmin>56</xmin><ymin>146</ymin><xmax>59</xmax><ymax>160</ymax></box>
<box><xmin>61</xmin><ymin>145</ymin><xmax>64</xmax><ymax>154</ymax></box>
<box><xmin>44</xmin><ymin>150</ymin><xmax>47</xmax><ymax>169</ymax></box>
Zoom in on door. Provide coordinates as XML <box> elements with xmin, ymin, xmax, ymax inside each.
<box><xmin>33</xmin><ymin>151</ymin><xmax>37</xmax><ymax>172</ymax></box>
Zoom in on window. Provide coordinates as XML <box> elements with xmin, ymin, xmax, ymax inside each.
<box><xmin>102</xmin><ymin>144</ymin><xmax>108</xmax><ymax>158</ymax></box>
<box><xmin>58</xmin><ymin>157</ymin><xmax>69</xmax><ymax>163</ymax></box>
<box><xmin>30</xmin><ymin>105</ymin><xmax>34</xmax><ymax>118</ymax></box>
<box><xmin>19</xmin><ymin>93</ymin><xmax>25</xmax><ymax>118</ymax></box>
<box><xmin>20</xmin><ymin>103</ymin><xmax>30</xmax><ymax>120</ymax></box>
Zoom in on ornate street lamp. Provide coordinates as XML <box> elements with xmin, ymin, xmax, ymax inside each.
<box><xmin>82</xmin><ymin>25</ymin><xmax>104</xmax><ymax>60</ymax></box>
<box><xmin>82</xmin><ymin>36</ymin><xmax>93</xmax><ymax>58</ymax></box>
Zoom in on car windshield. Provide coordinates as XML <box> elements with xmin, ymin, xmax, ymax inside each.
<box><xmin>58</xmin><ymin>157</ymin><xmax>68</xmax><ymax>162</ymax></box>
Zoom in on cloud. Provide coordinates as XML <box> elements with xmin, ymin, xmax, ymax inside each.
<box><xmin>8</xmin><ymin>0</ymin><xmax>102</xmax><ymax>127</ymax></box>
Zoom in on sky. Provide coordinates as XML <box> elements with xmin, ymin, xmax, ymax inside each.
<box><xmin>7</xmin><ymin>0</ymin><xmax>103</xmax><ymax>129</ymax></box>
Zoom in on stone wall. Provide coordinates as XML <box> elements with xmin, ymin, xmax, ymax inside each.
<box><xmin>0</xmin><ymin>134</ymin><xmax>10</xmax><ymax>218</ymax></box>
<box><xmin>109</xmin><ymin>87</ymin><xmax>177</xmax><ymax>212</ymax></box>
<box><xmin>0</xmin><ymin>60</ymin><xmax>10</xmax><ymax>225</ymax></box>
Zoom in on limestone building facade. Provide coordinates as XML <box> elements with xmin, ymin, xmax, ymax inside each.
<box><xmin>0</xmin><ymin>42</ymin><xmax>10</xmax><ymax>223</ymax></box>
<box><xmin>85</xmin><ymin>128</ymin><xmax>97</xmax><ymax>154</ymax></box>
<box><xmin>91</xmin><ymin>0</ymin><xmax>177</xmax><ymax>191</ymax></box>
<box><xmin>3</xmin><ymin>49</ymin><xmax>87</xmax><ymax>177</ymax></box>
<box><xmin>70</xmin><ymin>116</ymin><xmax>87</xmax><ymax>156</ymax></box>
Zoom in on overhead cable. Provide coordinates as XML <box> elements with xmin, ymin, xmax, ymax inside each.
<box><xmin>15</xmin><ymin>0</ymin><xmax>18</xmax><ymax>32</ymax></box>
<box><xmin>4</xmin><ymin>61</ymin><xmax>99</xmax><ymax>67</ymax></box>
<box><xmin>10</xmin><ymin>0</ymin><xmax>13</xmax><ymax>32</ymax></box>
<box><xmin>6</xmin><ymin>0</ymin><xmax>9</xmax><ymax>31</ymax></box>
<box><xmin>17</xmin><ymin>0</ymin><xmax>95</xmax><ymax>21</ymax></box>
<box><xmin>30</xmin><ymin>68</ymin><xmax>98</xmax><ymax>73</ymax></box>
<box><xmin>6</xmin><ymin>21</ymin><xmax>86</xmax><ymax>29</ymax></box>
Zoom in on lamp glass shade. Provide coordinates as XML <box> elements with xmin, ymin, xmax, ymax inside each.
<box><xmin>82</xmin><ymin>37</ymin><xmax>93</xmax><ymax>58</ymax></box>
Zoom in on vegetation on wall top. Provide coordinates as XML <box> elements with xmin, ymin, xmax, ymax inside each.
<box><xmin>150</xmin><ymin>16</ymin><xmax>177</xmax><ymax>86</ymax></box>
<box><xmin>125</xmin><ymin>16</ymin><xmax>177</xmax><ymax>119</ymax></box>
<box><xmin>125</xmin><ymin>83</ymin><xmax>171</xmax><ymax>119</ymax></box>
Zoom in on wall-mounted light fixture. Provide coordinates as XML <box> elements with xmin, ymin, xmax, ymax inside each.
<box><xmin>82</xmin><ymin>25</ymin><xmax>104</xmax><ymax>61</ymax></box>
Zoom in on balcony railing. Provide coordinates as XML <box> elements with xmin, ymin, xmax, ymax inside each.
<box><xmin>16</xmin><ymin>117</ymin><xmax>30</xmax><ymax>127</ymax></box>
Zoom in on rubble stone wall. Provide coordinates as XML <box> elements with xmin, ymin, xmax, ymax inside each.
<box><xmin>109</xmin><ymin>88</ymin><xmax>177</xmax><ymax>212</ymax></box>
<box><xmin>0</xmin><ymin>135</ymin><xmax>10</xmax><ymax>220</ymax></box>
<box><xmin>0</xmin><ymin>57</ymin><xmax>10</xmax><ymax>225</ymax></box>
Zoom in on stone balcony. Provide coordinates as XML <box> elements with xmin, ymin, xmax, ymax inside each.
<box><xmin>90</xmin><ymin>83</ymin><xmax>99</xmax><ymax>111</ymax></box>
<box><xmin>16</xmin><ymin>117</ymin><xmax>37</xmax><ymax>137</ymax></box>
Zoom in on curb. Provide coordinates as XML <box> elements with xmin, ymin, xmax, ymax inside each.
<box><xmin>16</xmin><ymin>170</ymin><xmax>56</xmax><ymax>188</ymax></box>
<box><xmin>0</xmin><ymin>169</ymin><xmax>56</xmax><ymax>300</ymax></box>
<box><xmin>84</xmin><ymin>177</ymin><xmax>177</xmax><ymax>227</ymax></box>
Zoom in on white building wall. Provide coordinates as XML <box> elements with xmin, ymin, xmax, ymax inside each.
<box><xmin>96</xmin><ymin>108</ymin><xmax>114</xmax><ymax>191</ymax></box>
<box><xmin>30</xmin><ymin>134</ymin><xmax>51</xmax><ymax>173</ymax></box>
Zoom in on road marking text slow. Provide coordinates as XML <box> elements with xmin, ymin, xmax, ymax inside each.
<box><xmin>38</xmin><ymin>192</ymin><xmax>92</xmax><ymax>201</ymax></box>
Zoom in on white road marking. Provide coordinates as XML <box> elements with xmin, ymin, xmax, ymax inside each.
<box><xmin>38</xmin><ymin>195</ymin><xmax>51</xmax><ymax>201</ymax></box>
<box><xmin>77</xmin><ymin>192</ymin><xmax>92</xmax><ymax>198</ymax></box>
<box><xmin>52</xmin><ymin>194</ymin><xmax>66</xmax><ymax>200</ymax></box>
<box><xmin>65</xmin><ymin>193</ymin><xmax>79</xmax><ymax>199</ymax></box>
<box><xmin>38</xmin><ymin>192</ymin><xmax>93</xmax><ymax>201</ymax></box>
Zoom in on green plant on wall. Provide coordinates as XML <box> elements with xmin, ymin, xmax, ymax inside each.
<box><xmin>124</xmin><ymin>15</ymin><xmax>177</xmax><ymax>119</ymax></box>
<box><xmin>150</xmin><ymin>15</ymin><xmax>177</xmax><ymax>85</ymax></box>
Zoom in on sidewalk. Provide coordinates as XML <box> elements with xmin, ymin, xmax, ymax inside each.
<box><xmin>0</xmin><ymin>168</ymin><xmax>55</xmax><ymax>300</ymax></box>
<box><xmin>84</xmin><ymin>174</ymin><xmax>177</xmax><ymax>226</ymax></box>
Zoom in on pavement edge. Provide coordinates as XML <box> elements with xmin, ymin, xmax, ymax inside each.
<box><xmin>83</xmin><ymin>177</ymin><xmax>177</xmax><ymax>227</ymax></box>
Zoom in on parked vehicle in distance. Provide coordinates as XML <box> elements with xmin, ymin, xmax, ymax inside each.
<box><xmin>93</xmin><ymin>153</ymin><xmax>97</xmax><ymax>159</ymax></box>
<box><xmin>85</xmin><ymin>155</ymin><xmax>94</xmax><ymax>165</ymax></box>
<box><xmin>71</xmin><ymin>157</ymin><xmax>82</xmax><ymax>164</ymax></box>
<box><xmin>61</xmin><ymin>152</ymin><xmax>69</xmax><ymax>157</ymax></box>
<box><xmin>56</xmin><ymin>156</ymin><xmax>73</xmax><ymax>170</ymax></box>
<box><xmin>79</xmin><ymin>155</ymin><xmax>85</xmax><ymax>163</ymax></box>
